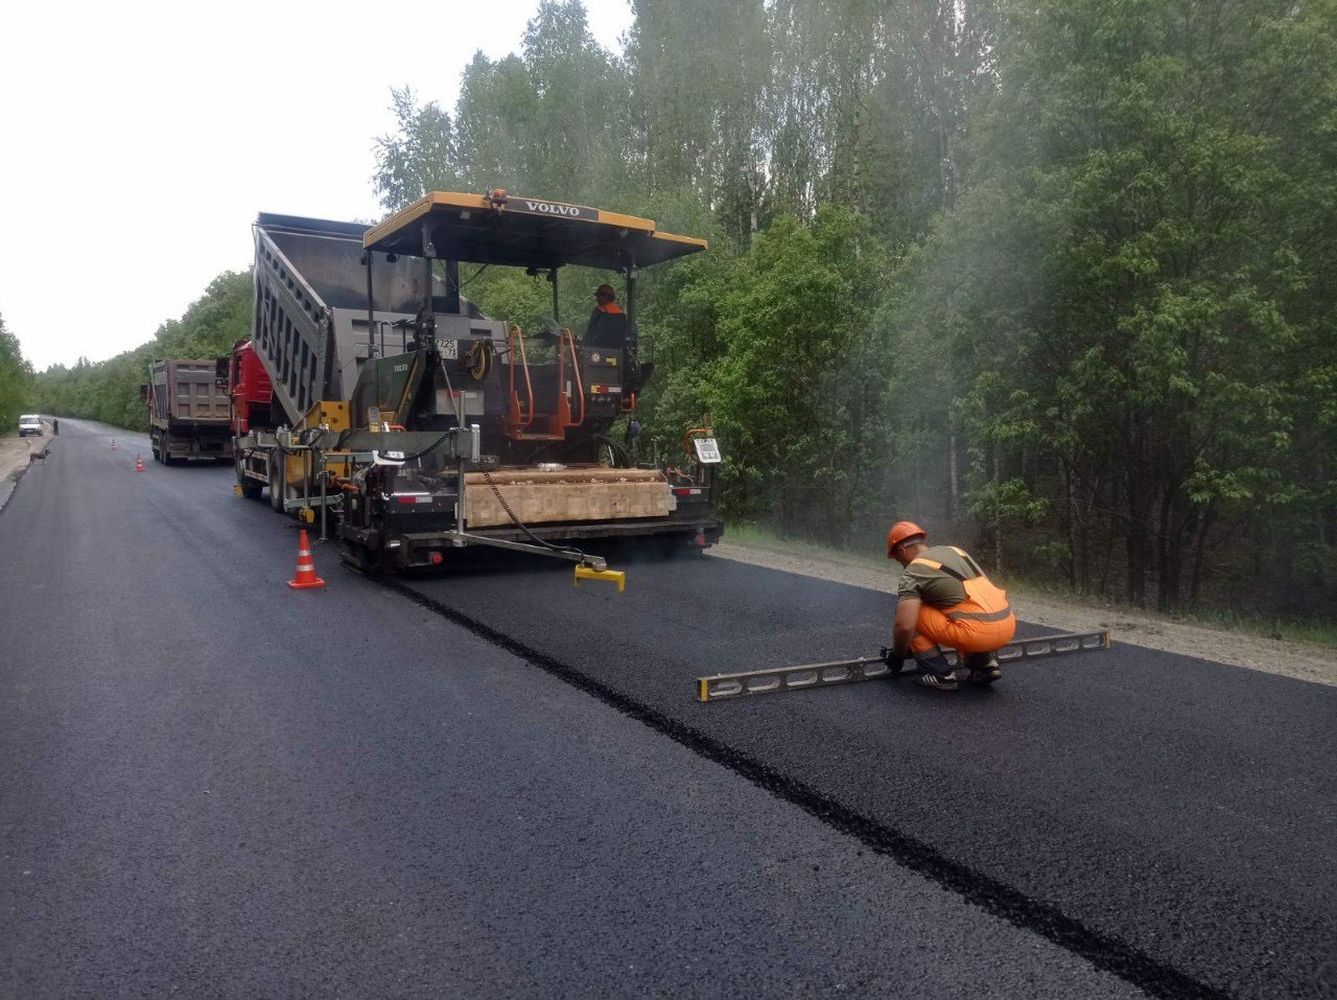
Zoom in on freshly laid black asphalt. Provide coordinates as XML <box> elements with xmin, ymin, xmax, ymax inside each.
<box><xmin>396</xmin><ymin>546</ymin><xmax>1337</xmax><ymax>1000</ymax></box>
<box><xmin>0</xmin><ymin>419</ymin><xmax>1331</xmax><ymax>998</ymax></box>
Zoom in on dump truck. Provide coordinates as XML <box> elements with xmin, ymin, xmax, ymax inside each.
<box><xmin>142</xmin><ymin>359</ymin><xmax>232</xmax><ymax>463</ymax></box>
<box><xmin>224</xmin><ymin>191</ymin><xmax>723</xmax><ymax>574</ymax></box>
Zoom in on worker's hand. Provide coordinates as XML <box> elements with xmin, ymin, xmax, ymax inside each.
<box><xmin>881</xmin><ymin>647</ymin><xmax>905</xmax><ymax>673</ymax></box>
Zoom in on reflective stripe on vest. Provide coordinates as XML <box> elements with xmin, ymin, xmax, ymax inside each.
<box><xmin>908</xmin><ymin>552</ymin><xmax>1013</xmax><ymax>623</ymax></box>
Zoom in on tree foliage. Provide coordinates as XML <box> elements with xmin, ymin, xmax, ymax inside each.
<box><xmin>0</xmin><ymin>313</ymin><xmax>35</xmax><ymax>432</ymax></box>
<box><xmin>891</xmin><ymin>0</ymin><xmax>1337</xmax><ymax>611</ymax></box>
<box><xmin>650</xmin><ymin>210</ymin><xmax>894</xmax><ymax>542</ymax></box>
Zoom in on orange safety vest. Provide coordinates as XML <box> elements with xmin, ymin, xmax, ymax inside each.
<box><xmin>907</xmin><ymin>547</ymin><xmax>1015</xmax><ymax>655</ymax></box>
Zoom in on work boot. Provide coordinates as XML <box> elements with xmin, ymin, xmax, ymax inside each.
<box><xmin>916</xmin><ymin>670</ymin><xmax>959</xmax><ymax>691</ymax></box>
<box><xmin>965</xmin><ymin>652</ymin><xmax>1002</xmax><ymax>686</ymax></box>
<box><xmin>912</xmin><ymin>647</ymin><xmax>958</xmax><ymax>691</ymax></box>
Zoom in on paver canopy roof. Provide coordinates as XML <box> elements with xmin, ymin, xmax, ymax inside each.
<box><xmin>363</xmin><ymin>191</ymin><xmax>707</xmax><ymax>271</ymax></box>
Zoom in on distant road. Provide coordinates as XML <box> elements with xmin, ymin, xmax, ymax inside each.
<box><xmin>1</xmin><ymin>417</ymin><xmax>1332</xmax><ymax>999</ymax></box>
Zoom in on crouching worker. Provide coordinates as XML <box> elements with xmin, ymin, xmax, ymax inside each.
<box><xmin>884</xmin><ymin>521</ymin><xmax>1015</xmax><ymax>691</ymax></box>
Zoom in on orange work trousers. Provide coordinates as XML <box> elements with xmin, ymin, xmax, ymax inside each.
<box><xmin>909</xmin><ymin>604</ymin><xmax>1016</xmax><ymax>656</ymax></box>
<box><xmin>908</xmin><ymin>569</ymin><xmax>1016</xmax><ymax>658</ymax></box>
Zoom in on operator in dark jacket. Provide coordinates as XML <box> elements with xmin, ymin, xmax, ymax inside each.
<box><xmin>885</xmin><ymin>520</ymin><xmax>1016</xmax><ymax>691</ymax></box>
<box><xmin>584</xmin><ymin>283</ymin><xmax>629</xmax><ymax>350</ymax></box>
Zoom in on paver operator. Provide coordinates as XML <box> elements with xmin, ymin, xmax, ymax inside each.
<box><xmin>884</xmin><ymin>521</ymin><xmax>1016</xmax><ymax>691</ymax></box>
<box><xmin>583</xmin><ymin>283</ymin><xmax>629</xmax><ymax>349</ymax></box>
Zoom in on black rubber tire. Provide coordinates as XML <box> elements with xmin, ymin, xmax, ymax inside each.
<box><xmin>237</xmin><ymin>455</ymin><xmax>263</xmax><ymax>500</ymax></box>
<box><xmin>268</xmin><ymin>455</ymin><xmax>285</xmax><ymax>513</ymax></box>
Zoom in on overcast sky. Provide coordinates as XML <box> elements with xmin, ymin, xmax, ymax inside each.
<box><xmin>0</xmin><ymin>0</ymin><xmax>633</xmax><ymax>370</ymax></box>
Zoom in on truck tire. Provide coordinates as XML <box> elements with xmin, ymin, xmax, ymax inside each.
<box><xmin>268</xmin><ymin>455</ymin><xmax>286</xmax><ymax>513</ymax></box>
<box><xmin>236</xmin><ymin>455</ymin><xmax>262</xmax><ymax>500</ymax></box>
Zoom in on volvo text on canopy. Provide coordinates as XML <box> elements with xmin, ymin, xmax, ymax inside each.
<box><xmin>226</xmin><ymin>190</ymin><xmax>724</xmax><ymax>577</ymax></box>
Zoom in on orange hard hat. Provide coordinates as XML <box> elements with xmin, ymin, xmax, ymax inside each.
<box><xmin>886</xmin><ymin>520</ymin><xmax>927</xmax><ymax>558</ymax></box>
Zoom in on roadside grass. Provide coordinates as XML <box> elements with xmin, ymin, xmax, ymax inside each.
<box><xmin>722</xmin><ymin>523</ymin><xmax>1337</xmax><ymax>651</ymax></box>
<box><xmin>722</xmin><ymin>522</ymin><xmax>891</xmax><ymax>570</ymax></box>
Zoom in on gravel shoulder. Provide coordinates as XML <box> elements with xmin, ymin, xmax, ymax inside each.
<box><xmin>708</xmin><ymin>539</ymin><xmax>1337</xmax><ymax>687</ymax></box>
<box><xmin>0</xmin><ymin>431</ymin><xmax>48</xmax><ymax>482</ymax></box>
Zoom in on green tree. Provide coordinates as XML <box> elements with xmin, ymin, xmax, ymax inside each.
<box><xmin>892</xmin><ymin>0</ymin><xmax>1337</xmax><ymax>613</ymax></box>
<box><xmin>0</xmin><ymin>313</ymin><xmax>36</xmax><ymax>431</ymax></box>
<box><xmin>625</xmin><ymin>0</ymin><xmax>770</xmax><ymax>243</ymax></box>
<box><xmin>373</xmin><ymin>88</ymin><xmax>460</xmax><ymax>210</ymax></box>
<box><xmin>666</xmin><ymin>209</ymin><xmax>893</xmax><ymax>542</ymax></box>
<box><xmin>373</xmin><ymin>0</ymin><xmax>631</xmax><ymax>213</ymax></box>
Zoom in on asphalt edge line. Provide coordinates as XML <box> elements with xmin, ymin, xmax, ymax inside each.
<box><xmin>384</xmin><ymin>577</ymin><xmax>1231</xmax><ymax>1000</ymax></box>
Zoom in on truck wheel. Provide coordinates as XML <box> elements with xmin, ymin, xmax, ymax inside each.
<box><xmin>237</xmin><ymin>456</ymin><xmax>262</xmax><ymax>500</ymax></box>
<box><xmin>268</xmin><ymin>456</ymin><xmax>285</xmax><ymax>513</ymax></box>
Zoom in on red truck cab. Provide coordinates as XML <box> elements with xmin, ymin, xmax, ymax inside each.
<box><xmin>227</xmin><ymin>340</ymin><xmax>274</xmax><ymax>434</ymax></box>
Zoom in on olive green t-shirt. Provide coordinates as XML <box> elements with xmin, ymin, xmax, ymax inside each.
<box><xmin>896</xmin><ymin>545</ymin><xmax>984</xmax><ymax>608</ymax></box>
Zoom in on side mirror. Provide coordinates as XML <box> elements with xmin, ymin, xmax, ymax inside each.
<box><xmin>138</xmin><ymin>383</ymin><xmax>148</xmax><ymax>403</ymax></box>
<box><xmin>215</xmin><ymin>356</ymin><xmax>230</xmax><ymax>382</ymax></box>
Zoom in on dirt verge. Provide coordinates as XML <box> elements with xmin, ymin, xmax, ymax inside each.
<box><xmin>0</xmin><ymin>431</ymin><xmax>49</xmax><ymax>491</ymax></box>
<box><xmin>708</xmin><ymin>540</ymin><xmax>1337</xmax><ymax>688</ymax></box>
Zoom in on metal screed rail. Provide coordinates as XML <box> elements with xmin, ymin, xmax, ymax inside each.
<box><xmin>696</xmin><ymin>630</ymin><xmax>1111</xmax><ymax>703</ymax></box>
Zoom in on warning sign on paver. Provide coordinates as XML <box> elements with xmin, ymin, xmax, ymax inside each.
<box><xmin>693</xmin><ymin>437</ymin><xmax>722</xmax><ymax>464</ymax></box>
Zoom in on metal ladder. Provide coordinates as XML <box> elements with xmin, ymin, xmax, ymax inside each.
<box><xmin>505</xmin><ymin>325</ymin><xmax>585</xmax><ymax>440</ymax></box>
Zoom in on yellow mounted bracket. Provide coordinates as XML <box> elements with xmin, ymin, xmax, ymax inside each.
<box><xmin>233</xmin><ymin>484</ymin><xmax>243</xmax><ymax>496</ymax></box>
<box><xmin>574</xmin><ymin>565</ymin><xmax>626</xmax><ymax>593</ymax></box>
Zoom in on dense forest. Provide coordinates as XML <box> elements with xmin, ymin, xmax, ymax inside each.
<box><xmin>33</xmin><ymin>0</ymin><xmax>1337</xmax><ymax>622</ymax></box>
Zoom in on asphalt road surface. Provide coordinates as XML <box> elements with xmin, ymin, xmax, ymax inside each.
<box><xmin>1</xmin><ymin>419</ymin><xmax>1333</xmax><ymax>999</ymax></box>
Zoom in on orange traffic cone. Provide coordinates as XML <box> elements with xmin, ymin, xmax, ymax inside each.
<box><xmin>288</xmin><ymin>529</ymin><xmax>326</xmax><ymax>590</ymax></box>
<box><xmin>135</xmin><ymin>453</ymin><xmax>145</xmax><ymax>473</ymax></box>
